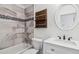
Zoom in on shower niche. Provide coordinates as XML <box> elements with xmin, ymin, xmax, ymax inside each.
<box><xmin>35</xmin><ymin>9</ymin><xmax>47</xmax><ymax>28</ymax></box>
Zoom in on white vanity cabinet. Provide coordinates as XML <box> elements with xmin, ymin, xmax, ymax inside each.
<box><xmin>43</xmin><ymin>42</ymin><xmax>79</xmax><ymax>54</ymax></box>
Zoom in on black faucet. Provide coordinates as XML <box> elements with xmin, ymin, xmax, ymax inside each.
<box><xmin>57</xmin><ymin>36</ymin><xmax>61</xmax><ymax>39</ymax></box>
<box><xmin>68</xmin><ymin>37</ymin><xmax>72</xmax><ymax>41</ymax></box>
<box><xmin>63</xmin><ymin>35</ymin><xmax>66</xmax><ymax>40</ymax></box>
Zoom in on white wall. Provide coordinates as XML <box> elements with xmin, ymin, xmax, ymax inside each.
<box><xmin>34</xmin><ymin>4</ymin><xmax>79</xmax><ymax>41</ymax></box>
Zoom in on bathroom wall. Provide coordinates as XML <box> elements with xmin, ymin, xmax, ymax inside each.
<box><xmin>24</xmin><ymin>5</ymin><xmax>34</xmax><ymax>44</ymax></box>
<box><xmin>25</xmin><ymin>20</ymin><xmax>34</xmax><ymax>44</ymax></box>
<box><xmin>0</xmin><ymin>4</ymin><xmax>25</xmax><ymax>19</ymax></box>
<box><xmin>0</xmin><ymin>19</ymin><xmax>25</xmax><ymax>49</ymax></box>
<box><xmin>0</xmin><ymin>5</ymin><xmax>25</xmax><ymax>50</ymax></box>
<box><xmin>0</xmin><ymin>4</ymin><xmax>34</xmax><ymax>49</ymax></box>
<box><xmin>34</xmin><ymin>4</ymin><xmax>79</xmax><ymax>41</ymax></box>
<box><xmin>25</xmin><ymin>5</ymin><xmax>34</xmax><ymax>19</ymax></box>
<box><xmin>26</xmin><ymin>20</ymin><xmax>34</xmax><ymax>38</ymax></box>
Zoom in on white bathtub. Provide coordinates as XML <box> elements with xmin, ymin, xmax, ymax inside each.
<box><xmin>0</xmin><ymin>38</ymin><xmax>42</xmax><ymax>54</ymax></box>
<box><xmin>32</xmin><ymin>38</ymin><xmax>42</xmax><ymax>50</ymax></box>
<box><xmin>21</xmin><ymin>38</ymin><xmax>42</xmax><ymax>54</ymax></box>
<box><xmin>0</xmin><ymin>43</ymin><xmax>31</xmax><ymax>54</ymax></box>
<box><xmin>17</xmin><ymin>38</ymin><xmax>42</xmax><ymax>54</ymax></box>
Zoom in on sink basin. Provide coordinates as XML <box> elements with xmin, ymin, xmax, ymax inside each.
<box><xmin>45</xmin><ymin>38</ymin><xmax>79</xmax><ymax>50</ymax></box>
<box><xmin>54</xmin><ymin>39</ymin><xmax>77</xmax><ymax>46</ymax></box>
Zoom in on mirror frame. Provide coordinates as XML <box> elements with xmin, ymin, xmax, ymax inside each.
<box><xmin>55</xmin><ymin>4</ymin><xmax>79</xmax><ymax>30</ymax></box>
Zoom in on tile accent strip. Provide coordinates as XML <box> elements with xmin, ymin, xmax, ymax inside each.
<box><xmin>0</xmin><ymin>14</ymin><xmax>34</xmax><ymax>22</ymax></box>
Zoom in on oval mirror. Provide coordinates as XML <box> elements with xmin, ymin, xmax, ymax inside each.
<box><xmin>55</xmin><ymin>4</ymin><xmax>79</xmax><ymax>30</ymax></box>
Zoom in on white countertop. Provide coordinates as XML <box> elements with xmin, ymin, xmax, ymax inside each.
<box><xmin>44</xmin><ymin>38</ymin><xmax>79</xmax><ymax>50</ymax></box>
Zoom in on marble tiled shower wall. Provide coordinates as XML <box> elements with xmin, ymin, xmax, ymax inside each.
<box><xmin>0</xmin><ymin>4</ymin><xmax>34</xmax><ymax>50</ymax></box>
<box><xmin>24</xmin><ymin>4</ymin><xmax>34</xmax><ymax>44</ymax></box>
<box><xmin>0</xmin><ymin>19</ymin><xmax>25</xmax><ymax>49</ymax></box>
<box><xmin>25</xmin><ymin>20</ymin><xmax>34</xmax><ymax>40</ymax></box>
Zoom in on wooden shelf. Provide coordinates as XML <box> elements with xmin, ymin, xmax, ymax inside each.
<box><xmin>36</xmin><ymin>14</ymin><xmax>46</xmax><ymax>17</ymax></box>
<box><xmin>35</xmin><ymin>9</ymin><xmax>47</xmax><ymax>28</ymax></box>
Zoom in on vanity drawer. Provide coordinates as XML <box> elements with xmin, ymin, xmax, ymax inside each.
<box><xmin>43</xmin><ymin>43</ymin><xmax>79</xmax><ymax>54</ymax></box>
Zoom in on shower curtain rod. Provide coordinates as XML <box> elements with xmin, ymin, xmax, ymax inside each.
<box><xmin>0</xmin><ymin>14</ymin><xmax>34</xmax><ymax>22</ymax></box>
